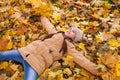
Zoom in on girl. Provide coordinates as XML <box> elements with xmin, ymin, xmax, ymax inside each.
<box><xmin>0</xmin><ymin>16</ymin><xmax>99</xmax><ymax>80</ymax></box>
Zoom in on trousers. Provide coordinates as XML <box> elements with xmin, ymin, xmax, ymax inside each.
<box><xmin>0</xmin><ymin>50</ymin><xmax>38</xmax><ymax>80</ymax></box>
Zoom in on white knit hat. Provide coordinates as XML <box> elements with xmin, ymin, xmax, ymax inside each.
<box><xmin>71</xmin><ymin>27</ymin><xmax>83</xmax><ymax>42</ymax></box>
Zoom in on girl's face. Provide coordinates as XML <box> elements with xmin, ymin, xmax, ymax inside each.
<box><xmin>65</xmin><ymin>28</ymin><xmax>76</xmax><ymax>39</ymax></box>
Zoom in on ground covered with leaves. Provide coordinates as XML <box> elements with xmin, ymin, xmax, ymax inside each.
<box><xmin>0</xmin><ymin>0</ymin><xmax>120</xmax><ymax>80</ymax></box>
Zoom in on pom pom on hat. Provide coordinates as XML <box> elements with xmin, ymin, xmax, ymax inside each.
<box><xmin>71</xmin><ymin>27</ymin><xmax>83</xmax><ymax>42</ymax></box>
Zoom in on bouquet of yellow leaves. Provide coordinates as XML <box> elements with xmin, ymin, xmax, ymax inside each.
<box><xmin>30</xmin><ymin>0</ymin><xmax>53</xmax><ymax>16</ymax></box>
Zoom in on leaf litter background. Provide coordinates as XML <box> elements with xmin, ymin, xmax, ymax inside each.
<box><xmin>0</xmin><ymin>0</ymin><xmax>120</xmax><ymax>80</ymax></box>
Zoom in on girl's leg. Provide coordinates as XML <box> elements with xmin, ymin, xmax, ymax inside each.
<box><xmin>0</xmin><ymin>50</ymin><xmax>39</xmax><ymax>80</ymax></box>
<box><xmin>23</xmin><ymin>61</ymin><xmax>38</xmax><ymax>80</ymax></box>
<box><xmin>0</xmin><ymin>50</ymin><xmax>24</xmax><ymax>63</ymax></box>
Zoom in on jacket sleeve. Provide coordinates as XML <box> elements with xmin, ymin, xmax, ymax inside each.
<box><xmin>40</xmin><ymin>16</ymin><xmax>57</xmax><ymax>34</ymax></box>
<box><xmin>66</xmin><ymin>41</ymin><xmax>99</xmax><ymax>75</ymax></box>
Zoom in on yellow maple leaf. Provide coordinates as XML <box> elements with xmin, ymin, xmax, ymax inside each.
<box><xmin>30</xmin><ymin>0</ymin><xmax>52</xmax><ymax>16</ymax></box>
<box><xmin>6</xmin><ymin>41</ymin><xmax>13</xmax><ymax>50</ymax></box>
<box><xmin>5</xmin><ymin>30</ymin><xmax>10</xmax><ymax>37</ymax></box>
<box><xmin>57</xmin><ymin>73</ymin><xmax>65</xmax><ymax>80</ymax></box>
<box><xmin>48</xmin><ymin>71</ymin><xmax>56</xmax><ymax>79</ymax></box>
<box><xmin>41</xmin><ymin>69</ymin><xmax>51</xmax><ymax>77</ymax></box>
<box><xmin>0</xmin><ymin>76</ymin><xmax>2</xmax><ymax>80</ymax></box>
<box><xmin>113</xmin><ymin>9</ymin><xmax>119</xmax><ymax>15</ymax></box>
<box><xmin>53</xmin><ymin>12</ymin><xmax>61</xmax><ymax>21</ymax></box>
<box><xmin>78</xmin><ymin>42</ymin><xmax>85</xmax><ymax>50</ymax></box>
<box><xmin>102</xmin><ymin>9</ymin><xmax>109</xmax><ymax>18</ymax></box>
<box><xmin>21</xmin><ymin>19</ymin><xmax>28</xmax><ymax>24</ymax></box>
<box><xmin>0</xmin><ymin>62</ymin><xmax>8</xmax><ymax>69</ymax></box>
<box><xmin>37</xmin><ymin>78</ymin><xmax>40</xmax><ymax>80</ymax></box>
<box><xmin>63</xmin><ymin>68</ymin><xmax>72</xmax><ymax>76</ymax></box>
<box><xmin>5</xmin><ymin>19</ymin><xmax>9</xmax><ymax>24</ymax></box>
<box><xmin>57</xmin><ymin>26</ymin><xmax>68</xmax><ymax>32</ymax></box>
<box><xmin>30</xmin><ymin>0</ymin><xmax>42</xmax><ymax>8</ymax></box>
<box><xmin>97</xmin><ymin>58</ymin><xmax>102</xmax><ymax>64</ymax></box>
<box><xmin>104</xmin><ymin>1</ymin><xmax>112</xmax><ymax>9</ymax></box>
<box><xmin>115</xmin><ymin>60</ymin><xmax>120</xmax><ymax>76</ymax></box>
<box><xmin>114</xmin><ymin>50</ymin><xmax>118</xmax><ymax>56</ymax></box>
<box><xmin>108</xmin><ymin>39</ymin><xmax>120</xmax><ymax>48</ymax></box>
<box><xmin>20</xmin><ymin>35</ymin><xmax>26</xmax><ymax>47</ymax></box>
<box><xmin>65</xmin><ymin>55</ymin><xmax>74</xmax><ymax>68</ymax></box>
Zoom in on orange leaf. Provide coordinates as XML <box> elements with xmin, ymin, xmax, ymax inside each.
<box><xmin>16</xmin><ymin>26</ymin><xmax>27</xmax><ymax>35</ymax></box>
<box><xmin>0</xmin><ymin>40</ymin><xmax>8</xmax><ymax>50</ymax></box>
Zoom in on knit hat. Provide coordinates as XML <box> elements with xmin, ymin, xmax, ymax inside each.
<box><xmin>71</xmin><ymin>27</ymin><xmax>83</xmax><ymax>42</ymax></box>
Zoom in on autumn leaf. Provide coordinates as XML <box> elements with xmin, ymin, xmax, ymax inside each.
<box><xmin>0</xmin><ymin>40</ymin><xmax>8</xmax><ymax>50</ymax></box>
<box><xmin>10</xmin><ymin>71</ymin><xmax>19</xmax><ymax>80</ymax></box>
<box><xmin>0</xmin><ymin>62</ymin><xmax>8</xmax><ymax>69</ymax></box>
<box><xmin>52</xmin><ymin>12</ymin><xmax>61</xmax><ymax>21</ymax></box>
<box><xmin>20</xmin><ymin>35</ymin><xmax>26</xmax><ymax>47</ymax></box>
<box><xmin>30</xmin><ymin>0</ymin><xmax>53</xmax><ymax>16</ymax></box>
<box><xmin>50</xmin><ymin>61</ymin><xmax>61</xmax><ymax>72</ymax></box>
<box><xmin>16</xmin><ymin>26</ymin><xmax>27</xmax><ymax>35</ymax></box>
<box><xmin>115</xmin><ymin>60</ymin><xmax>120</xmax><ymax>76</ymax></box>
<box><xmin>0</xmin><ymin>6</ymin><xmax>10</xmax><ymax>12</ymax></box>
<box><xmin>30</xmin><ymin>0</ymin><xmax>42</xmax><ymax>8</ymax></box>
<box><xmin>56</xmin><ymin>73</ymin><xmax>64</xmax><ymax>80</ymax></box>
<box><xmin>6</xmin><ymin>41</ymin><xmax>13</xmax><ymax>49</ymax></box>
<box><xmin>100</xmin><ymin>32</ymin><xmax>114</xmax><ymax>41</ymax></box>
<box><xmin>10</xmin><ymin>64</ymin><xmax>19</xmax><ymax>71</ymax></box>
<box><xmin>102</xmin><ymin>9</ymin><xmax>109</xmax><ymax>18</ymax></box>
<box><xmin>108</xmin><ymin>39</ymin><xmax>120</xmax><ymax>48</ymax></box>
<box><xmin>77</xmin><ymin>42</ymin><xmax>85</xmax><ymax>50</ymax></box>
<box><xmin>64</xmin><ymin>55</ymin><xmax>74</xmax><ymax>68</ymax></box>
<box><xmin>63</xmin><ymin>68</ymin><xmax>72</xmax><ymax>76</ymax></box>
<box><xmin>113</xmin><ymin>9</ymin><xmax>119</xmax><ymax>14</ymax></box>
<box><xmin>0</xmin><ymin>0</ymin><xmax>120</xmax><ymax>79</ymax></box>
<box><xmin>0</xmin><ymin>73</ymin><xmax>8</xmax><ymax>80</ymax></box>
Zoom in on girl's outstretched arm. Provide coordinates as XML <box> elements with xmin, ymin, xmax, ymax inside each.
<box><xmin>66</xmin><ymin>41</ymin><xmax>99</xmax><ymax>75</ymax></box>
<box><xmin>40</xmin><ymin>16</ymin><xmax>57</xmax><ymax>34</ymax></box>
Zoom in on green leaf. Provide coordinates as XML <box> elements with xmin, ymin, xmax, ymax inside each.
<box><xmin>50</xmin><ymin>0</ymin><xmax>57</xmax><ymax>4</ymax></box>
<box><xmin>116</xmin><ymin>6</ymin><xmax>120</xmax><ymax>12</ymax></box>
<box><xmin>107</xmin><ymin>0</ymin><xmax>114</xmax><ymax>4</ymax></box>
<box><xmin>98</xmin><ymin>49</ymin><xmax>103</xmax><ymax>54</ymax></box>
<box><xmin>0</xmin><ymin>31</ymin><xmax>4</xmax><ymax>35</ymax></box>
<box><xmin>68</xmin><ymin>6</ymin><xmax>74</xmax><ymax>11</ymax></box>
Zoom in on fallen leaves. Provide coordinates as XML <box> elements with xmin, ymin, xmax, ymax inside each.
<box><xmin>108</xmin><ymin>39</ymin><xmax>120</xmax><ymax>48</ymax></box>
<box><xmin>77</xmin><ymin>42</ymin><xmax>85</xmax><ymax>50</ymax></box>
<box><xmin>115</xmin><ymin>60</ymin><xmax>120</xmax><ymax>76</ymax></box>
<box><xmin>0</xmin><ymin>6</ymin><xmax>11</xmax><ymax>12</ymax></box>
<box><xmin>0</xmin><ymin>0</ymin><xmax>120</xmax><ymax>80</ymax></box>
<box><xmin>0</xmin><ymin>62</ymin><xmax>9</xmax><ymax>69</ymax></box>
<box><xmin>6</xmin><ymin>41</ymin><xmax>13</xmax><ymax>50</ymax></box>
<box><xmin>16</xmin><ymin>25</ymin><xmax>27</xmax><ymax>35</ymax></box>
<box><xmin>30</xmin><ymin>0</ymin><xmax>53</xmax><ymax>16</ymax></box>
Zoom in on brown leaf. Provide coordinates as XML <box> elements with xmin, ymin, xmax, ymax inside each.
<box><xmin>1</xmin><ymin>73</ymin><xmax>8</xmax><ymax>80</ymax></box>
<box><xmin>30</xmin><ymin>26</ymin><xmax>38</xmax><ymax>32</ymax></box>
<box><xmin>100</xmin><ymin>51</ymin><xmax>118</xmax><ymax>68</ymax></box>
<box><xmin>16</xmin><ymin>25</ymin><xmax>27</xmax><ymax>35</ymax></box>
<box><xmin>0</xmin><ymin>40</ymin><xmax>8</xmax><ymax>50</ymax></box>
<box><xmin>88</xmin><ymin>28</ymin><xmax>97</xmax><ymax>35</ymax></box>
<box><xmin>51</xmin><ymin>61</ymin><xmax>61</xmax><ymax>72</ymax></box>
<box><xmin>101</xmin><ymin>33</ymin><xmax>115</xmax><ymax>41</ymax></box>
<box><xmin>113</xmin><ymin>0</ymin><xmax>120</xmax><ymax>4</ymax></box>
<box><xmin>102</xmin><ymin>20</ymin><xmax>109</xmax><ymax>30</ymax></box>
<box><xmin>0</xmin><ymin>14</ymin><xmax>4</xmax><ymax>22</ymax></box>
